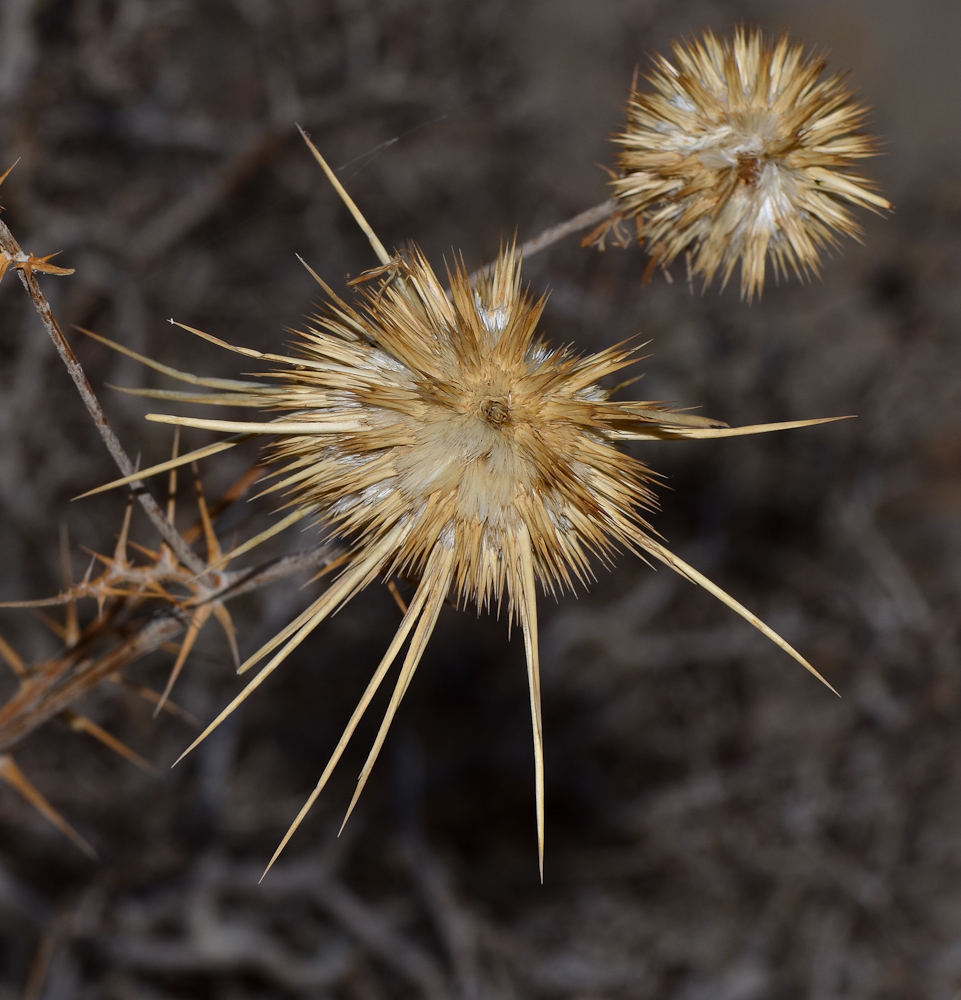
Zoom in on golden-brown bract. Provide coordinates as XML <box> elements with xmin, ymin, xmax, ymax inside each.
<box><xmin>612</xmin><ymin>27</ymin><xmax>891</xmax><ymax>299</ymax></box>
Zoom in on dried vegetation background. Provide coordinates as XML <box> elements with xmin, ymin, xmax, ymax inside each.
<box><xmin>2</xmin><ymin>0</ymin><xmax>961</xmax><ymax>997</ymax></box>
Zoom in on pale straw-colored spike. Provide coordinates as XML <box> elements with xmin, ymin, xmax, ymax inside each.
<box><xmin>297</xmin><ymin>126</ymin><xmax>392</xmax><ymax>267</ymax></box>
<box><xmin>0</xmin><ymin>632</ymin><xmax>26</xmax><ymax>676</ymax></box>
<box><xmin>212</xmin><ymin>603</ymin><xmax>241</xmax><ymax>671</ymax></box>
<box><xmin>155</xmin><ymin>605</ymin><xmax>213</xmax><ymax>718</ymax></box>
<box><xmin>75</xmin><ymin>439</ymin><xmax>240</xmax><ymax>499</ymax></box>
<box><xmin>295</xmin><ymin>253</ymin><xmax>331</xmax><ymax>292</ymax></box>
<box><xmin>192</xmin><ymin>464</ymin><xmax>222</xmax><ymax>564</ymax></box>
<box><xmin>613</xmin><ymin>415</ymin><xmax>852</xmax><ymax>442</ymax></box>
<box><xmin>59</xmin><ymin>525</ymin><xmax>80</xmax><ymax>649</ymax></box>
<box><xmin>165</xmin><ymin>321</ymin><xmax>313</xmax><ymax>369</ymax></box>
<box><xmin>517</xmin><ymin>525</ymin><xmax>546</xmax><ymax>882</ymax></box>
<box><xmin>641</xmin><ymin>537</ymin><xmax>839</xmax><ymax>695</ymax></box>
<box><xmin>654</xmin><ymin>416</ymin><xmax>853</xmax><ymax>439</ymax></box>
<box><xmin>253</xmin><ymin>463</ymin><xmax>325</xmax><ymax>499</ymax></box>
<box><xmin>260</xmin><ymin>562</ymin><xmax>439</xmax><ymax>880</ymax></box>
<box><xmin>77</xmin><ymin>327</ymin><xmax>266</xmax><ymax>389</ymax></box>
<box><xmin>812</xmin><ymin>170</ymin><xmax>891</xmax><ymax>209</ymax></box>
<box><xmin>295</xmin><ymin>253</ymin><xmax>376</xmax><ymax>328</ymax></box>
<box><xmin>145</xmin><ymin>413</ymin><xmax>368</xmax><ymax>436</ymax></box>
<box><xmin>61</xmin><ymin>709</ymin><xmax>158</xmax><ymax>775</ymax></box>
<box><xmin>173</xmin><ymin>525</ymin><xmax>407</xmax><ymax>766</ymax></box>
<box><xmin>339</xmin><ymin>545</ymin><xmax>456</xmax><ymax>834</ymax></box>
<box><xmin>168</xmin><ymin>320</ymin><xmax>267</xmax><ymax>359</ymax></box>
<box><xmin>112</xmin><ymin>386</ymin><xmax>275</xmax><ymax>406</ymax></box>
<box><xmin>0</xmin><ymin>754</ymin><xmax>96</xmax><ymax>857</ymax></box>
<box><xmin>165</xmin><ymin>429</ymin><xmax>180</xmax><ymax>526</ymax></box>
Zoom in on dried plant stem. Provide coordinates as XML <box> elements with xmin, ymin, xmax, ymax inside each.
<box><xmin>470</xmin><ymin>198</ymin><xmax>616</xmax><ymax>283</ymax></box>
<box><xmin>0</xmin><ymin>218</ymin><xmax>206</xmax><ymax>576</ymax></box>
<box><xmin>518</xmin><ymin>198</ymin><xmax>617</xmax><ymax>258</ymax></box>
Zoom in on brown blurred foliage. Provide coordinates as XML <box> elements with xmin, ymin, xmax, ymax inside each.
<box><xmin>2</xmin><ymin>0</ymin><xmax>961</xmax><ymax>997</ymax></box>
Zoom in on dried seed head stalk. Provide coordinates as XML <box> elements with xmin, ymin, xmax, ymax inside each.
<box><xmin>96</xmin><ymin>137</ymin><xmax>842</xmax><ymax>879</ymax></box>
<box><xmin>611</xmin><ymin>27</ymin><xmax>891</xmax><ymax>299</ymax></box>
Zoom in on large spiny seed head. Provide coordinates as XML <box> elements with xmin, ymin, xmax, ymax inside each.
<box><xmin>264</xmin><ymin>245</ymin><xmax>658</xmax><ymax>615</ymax></box>
<box><xmin>128</xmin><ymin>229</ymin><xmax>836</xmax><ymax>878</ymax></box>
<box><xmin>612</xmin><ymin>27</ymin><xmax>891</xmax><ymax>299</ymax></box>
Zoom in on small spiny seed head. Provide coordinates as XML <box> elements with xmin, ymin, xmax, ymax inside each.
<box><xmin>611</xmin><ymin>26</ymin><xmax>891</xmax><ymax>299</ymax></box>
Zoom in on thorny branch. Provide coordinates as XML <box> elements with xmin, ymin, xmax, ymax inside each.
<box><xmin>0</xmin><ymin>538</ymin><xmax>345</xmax><ymax>755</ymax></box>
<box><xmin>0</xmin><ymin>613</ymin><xmax>185</xmax><ymax>754</ymax></box>
<box><xmin>0</xmin><ymin>212</ymin><xmax>348</xmax><ymax>781</ymax></box>
<box><xmin>0</xmin><ymin>215</ymin><xmax>207</xmax><ymax>575</ymax></box>
<box><xmin>216</xmin><ymin>540</ymin><xmax>347</xmax><ymax>602</ymax></box>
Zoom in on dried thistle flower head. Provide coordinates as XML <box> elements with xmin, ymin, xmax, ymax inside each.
<box><xmin>611</xmin><ymin>27</ymin><xmax>891</xmax><ymax>299</ymax></box>
<box><xmin>93</xmin><ymin>138</ymin><xmax>841</xmax><ymax>878</ymax></box>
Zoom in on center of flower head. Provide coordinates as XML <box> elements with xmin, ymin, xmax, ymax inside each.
<box><xmin>460</xmin><ymin>363</ymin><xmax>519</xmax><ymax>432</ymax></box>
<box><xmin>736</xmin><ymin>153</ymin><xmax>763</xmax><ymax>187</ymax></box>
<box><xmin>480</xmin><ymin>396</ymin><xmax>510</xmax><ymax>427</ymax></box>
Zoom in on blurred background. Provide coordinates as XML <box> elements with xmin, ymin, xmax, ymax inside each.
<box><xmin>1</xmin><ymin>0</ymin><xmax>960</xmax><ymax>997</ymax></box>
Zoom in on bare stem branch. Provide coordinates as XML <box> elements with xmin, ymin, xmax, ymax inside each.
<box><xmin>470</xmin><ymin>198</ymin><xmax>617</xmax><ymax>284</ymax></box>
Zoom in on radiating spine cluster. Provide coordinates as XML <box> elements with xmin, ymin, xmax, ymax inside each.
<box><xmin>611</xmin><ymin>27</ymin><xmax>890</xmax><ymax>298</ymax></box>
<box><xmin>84</xmin><ymin>135</ymin><xmax>841</xmax><ymax>878</ymax></box>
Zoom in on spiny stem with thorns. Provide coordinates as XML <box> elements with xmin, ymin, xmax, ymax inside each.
<box><xmin>0</xmin><ymin>214</ymin><xmax>206</xmax><ymax>576</ymax></box>
<box><xmin>0</xmin><ymin>537</ymin><xmax>344</xmax><ymax>755</ymax></box>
